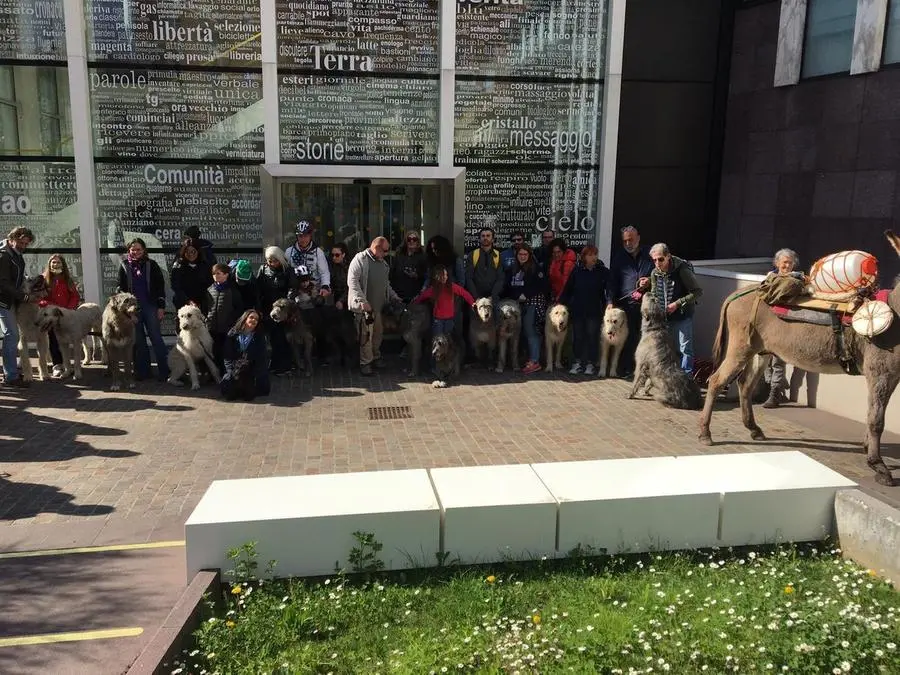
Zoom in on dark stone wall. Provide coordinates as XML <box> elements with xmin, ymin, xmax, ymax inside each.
<box><xmin>613</xmin><ymin>0</ymin><xmax>727</xmax><ymax>260</ymax></box>
<box><xmin>717</xmin><ymin>2</ymin><xmax>900</xmax><ymax>283</ymax></box>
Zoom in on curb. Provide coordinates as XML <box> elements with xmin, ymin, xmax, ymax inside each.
<box><xmin>835</xmin><ymin>489</ymin><xmax>900</xmax><ymax>590</ymax></box>
<box><xmin>126</xmin><ymin>570</ymin><xmax>220</xmax><ymax>675</ymax></box>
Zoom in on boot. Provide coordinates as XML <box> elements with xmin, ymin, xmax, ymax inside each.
<box><xmin>763</xmin><ymin>389</ymin><xmax>787</xmax><ymax>409</ymax></box>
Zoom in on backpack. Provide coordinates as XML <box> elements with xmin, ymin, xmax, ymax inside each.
<box><xmin>472</xmin><ymin>248</ymin><xmax>500</xmax><ymax>269</ymax></box>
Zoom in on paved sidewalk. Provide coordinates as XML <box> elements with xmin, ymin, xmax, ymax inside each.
<box><xmin>1</xmin><ymin>359</ymin><xmax>898</xmax><ymax>673</ymax></box>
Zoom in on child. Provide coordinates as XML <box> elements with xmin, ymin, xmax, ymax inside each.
<box><xmin>412</xmin><ymin>264</ymin><xmax>475</xmax><ymax>337</ymax></box>
<box><xmin>40</xmin><ymin>254</ymin><xmax>80</xmax><ymax>378</ymax></box>
<box><xmin>206</xmin><ymin>263</ymin><xmax>243</xmax><ymax>370</ymax></box>
<box><xmin>221</xmin><ymin>309</ymin><xmax>270</xmax><ymax>401</ymax></box>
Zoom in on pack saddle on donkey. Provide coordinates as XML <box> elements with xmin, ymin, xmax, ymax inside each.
<box><xmin>699</xmin><ymin>231</ymin><xmax>900</xmax><ymax>486</ymax></box>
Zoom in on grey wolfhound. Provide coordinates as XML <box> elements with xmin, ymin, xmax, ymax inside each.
<box><xmin>629</xmin><ymin>294</ymin><xmax>702</xmax><ymax>410</ymax></box>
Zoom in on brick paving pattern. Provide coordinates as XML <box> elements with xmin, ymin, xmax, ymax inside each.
<box><xmin>2</xmin><ymin>357</ymin><xmax>898</xmax><ymax>536</ymax></box>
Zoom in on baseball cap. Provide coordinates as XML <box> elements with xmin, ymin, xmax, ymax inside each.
<box><xmin>295</xmin><ymin>264</ymin><xmax>310</xmax><ymax>278</ymax></box>
<box><xmin>295</xmin><ymin>220</ymin><xmax>313</xmax><ymax>235</ymax></box>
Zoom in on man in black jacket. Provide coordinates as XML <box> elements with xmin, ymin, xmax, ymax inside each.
<box><xmin>607</xmin><ymin>226</ymin><xmax>654</xmax><ymax>378</ymax></box>
<box><xmin>0</xmin><ymin>226</ymin><xmax>34</xmax><ymax>387</ymax></box>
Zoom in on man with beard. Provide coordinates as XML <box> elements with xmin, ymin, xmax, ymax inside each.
<box><xmin>0</xmin><ymin>226</ymin><xmax>35</xmax><ymax>387</ymax></box>
<box><xmin>500</xmin><ymin>230</ymin><xmax>526</xmax><ymax>272</ymax></box>
<box><xmin>607</xmin><ymin>225</ymin><xmax>653</xmax><ymax>378</ymax></box>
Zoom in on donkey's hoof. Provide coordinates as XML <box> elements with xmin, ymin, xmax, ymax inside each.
<box><xmin>750</xmin><ymin>429</ymin><xmax>767</xmax><ymax>441</ymax></box>
<box><xmin>698</xmin><ymin>434</ymin><xmax>713</xmax><ymax>446</ymax></box>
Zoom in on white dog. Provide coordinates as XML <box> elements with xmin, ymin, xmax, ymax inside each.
<box><xmin>544</xmin><ymin>303</ymin><xmax>570</xmax><ymax>373</ymax></box>
<box><xmin>495</xmin><ymin>299</ymin><xmax>521</xmax><ymax>373</ymax></box>
<box><xmin>469</xmin><ymin>297</ymin><xmax>497</xmax><ymax>367</ymax></box>
<box><xmin>35</xmin><ymin>303</ymin><xmax>106</xmax><ymax>380</ymax></box>
<box><xmin>15</xmin><ymin>277</ymin><xmax>50</xmax><ymax>382</ymax></box>
<box><xmin>598</xmin><ymin>306</ymin><xmax>629</xmax><ymax>378</ymax></box>
<box><xmin>167</xmin><ymin>305</ymin><xmax>221</xmax><ymax>391</ymax></box>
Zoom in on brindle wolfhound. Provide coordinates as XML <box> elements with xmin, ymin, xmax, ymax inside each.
<box><xmin>699</xmin><ymin>230</ymin><xmax>900</xmax><ymax>486</ymax></box>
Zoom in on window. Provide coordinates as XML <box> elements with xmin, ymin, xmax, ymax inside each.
<box><xmin>0</xmin><ymin>67</ymin><xmax>19</xmax><ymax>154</ymax></box>
<box><xmin>37</xmin><ymin>69</ymin><xmax>62</xmax><ymax>155</ymax></box>
<box><xmin>885</xmin><ymin>0</ymin><xmax>900</xmax><ymax>64</ymax></box>
<box><xmin>801</xmin><ymin>0</ymin><xmax>858</xmax><ymax>78</ymax></box>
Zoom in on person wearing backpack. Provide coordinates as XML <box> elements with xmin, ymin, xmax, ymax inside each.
<box><xmin>465</xmin><ymin>227</ymin><xmax>505</xmax><ymax>305</ymax></box>
<box><xmin>648</xmin><ymin>243</ymin><xmax>703</xmax><ymax>376</ymax></box>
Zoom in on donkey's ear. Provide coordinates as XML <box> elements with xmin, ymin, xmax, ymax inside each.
<box><xmin>885</xmin><ymin>230</ymin><xmax>900</xmax><ymax>258</ymax></box>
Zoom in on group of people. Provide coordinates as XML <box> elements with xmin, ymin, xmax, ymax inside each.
<box><xmin>1</xmin><ymin>221</ymin><xmax>716</xmax><ymax>403</ymax></box>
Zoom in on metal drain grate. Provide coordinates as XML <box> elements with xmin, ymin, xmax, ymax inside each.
<box><xmin>367</xmin><ymin>406</ymin><xmax>414</xmax><ymax>421</ymax></box>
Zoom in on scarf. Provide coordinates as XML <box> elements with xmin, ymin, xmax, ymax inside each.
<box><xmin>214</xmin><ymin>281</ymin><xmax>229</xmax><ymax>292</ymax></box>
<box><xmin>238</xmin><ymin>333</ymin><xmax>252</xmax><ymax>352</ymax></box>
<box><xmin>126</xmin><ymin>253</ymin><xmax>144</xmax><ymax>276</ymax></box>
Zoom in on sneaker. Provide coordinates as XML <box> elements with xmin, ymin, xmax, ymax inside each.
<box><xmin>522</xmin><ymin>361</ymin><xmax>541</xmax><ymax>375</ymax></box>
<box><xmin>584</xmin><ymin>363</ymin><xmax>596</xmax><ymax>376</ymax></box>
<box><xmin>5</xmin><ymin>376</ymin><xmax>30</xmax><ymax>388</ymax></box>
<box><xmin>360</xmin><ymin>364</ymin><xmax>374</xmax><ymax>376</ymax></box>
<box><xmin>51</xmin><ymin>365</ymin><xmax>64</xmax><ymax>378</ymax></box>
<box><xmin>568</xmin><ymin>361</ymin><xmax>583</xmax><ymax>375</ymax></box>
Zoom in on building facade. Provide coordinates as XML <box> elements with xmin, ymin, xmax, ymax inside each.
<box><xmin>0</xmin><ymin>0</ymin><xmax>622</xmax><ymax>319</ymax></box>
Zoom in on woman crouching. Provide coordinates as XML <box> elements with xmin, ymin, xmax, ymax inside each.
<box><xmin>221</xmin><ymin>309</ymin><xmax>271</xmax><ymax>401</ymax></box>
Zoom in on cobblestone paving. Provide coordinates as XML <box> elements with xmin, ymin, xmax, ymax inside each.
<box><xmin>1</xmin><ymin>357</ymin><xmax>898</xmax><ymax>538</ymax></box>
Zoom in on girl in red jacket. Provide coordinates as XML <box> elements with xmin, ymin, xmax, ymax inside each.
<box><xmin>412</xmin><ymin>264</ymin><xmax>475</xmax><ymax>337</ymax></box>
<box><xmin>40</xmin><ymin>254</ymin><xmax>81</xmax><ymax>377</ymax></box>
<box><xmin>548</xmin><ymin>238</ymin><xmax>577</xmax><ymax>301</ymax></box>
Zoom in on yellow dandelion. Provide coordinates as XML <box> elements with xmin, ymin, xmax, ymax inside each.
<box><xmin>231</xmin><ymin>585</ymin><xmax>242</xmax><ymax>595</ymax></box>
<box><xmin>784</xmin><ymin>585</ymin><xmax>794</xmax><ymax>594</ymax></box>
<box><xmin>868</xmin><ymin>569</ymin><xmax>878</xmax><ymax>577</ymax></box>
<box><xmin>486</xmin><ymin>575</ymin><xmax>496</xmax><ymax>584</ymax></box>
<box><xmin>532</xmin><ymin>614</ymin><xmax>541</xmax><ymax>625</ymax></box>
<box><xmin>226</xmin><ymin>620</ymin><xmax>236</xmax><ymax>628</ymax></box>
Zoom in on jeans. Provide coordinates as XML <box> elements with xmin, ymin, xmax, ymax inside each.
<box><xmin>432</xmin><ymin>318</ymin><xmax>454</xmax><ymax>336</ymax></box>
<box><xmin>573</xmin><ymin>317</ymin><xmax>601</xmax><ymax>364</ymax></box>
<box><xmin>133</xmin><ymin>304</ymin><xmax>170</xmax><ymax>380</ymax></box>
<box><xmin>0</xmin><ymin>306</ymin><xmax>20</xmax><ymax>380</ymax></box>
<box><xmin>667</xmin><ymin>316</ymin><xmax>694</xmax><ymax>375</ymax></box>
<box><xmin>49</xmin><ymin>330</ymin><xmax>63</xmax><ymax>366</ymax></box>
<box><xmin>521</xmin><ymin>304</ymin><xmax>541</xmax><ymax>363</ymax></box>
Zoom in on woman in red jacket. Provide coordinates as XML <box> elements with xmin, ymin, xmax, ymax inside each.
<box><xmin>548</xmin><ymin>238</ymin><xmax>577</xmax><ymax>301</ymax></box>
<box><xmin>40</xmin><ymin>254</ymin><xmax>81</xmax><ymax>378</ymax></box>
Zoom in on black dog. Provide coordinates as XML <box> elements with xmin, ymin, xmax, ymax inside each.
<box><xmin>431</xmin><ymin>334</ymin><xmax>462</xmax><ymax>388</ymax></box>
<box><xmin>222</xmin><ymin>355</ymin><xmax>256</xmax><ymax>401</ymax></box>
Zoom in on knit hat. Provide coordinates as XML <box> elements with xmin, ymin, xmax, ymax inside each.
<box><xmin>229</xmin><ymin>259</ymin><xmax>252</xmax><ymax>282</ymax></box>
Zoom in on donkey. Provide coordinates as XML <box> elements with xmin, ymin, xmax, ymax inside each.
<box><xmin>699</xmin><ymin>230</ymin><xmax>900</xmax><ymax>486</ymax></box>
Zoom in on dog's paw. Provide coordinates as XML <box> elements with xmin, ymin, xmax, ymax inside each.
<box><xmin>127</xmin><ymin>382</ymin><xmax>136</xmax><ymax>389</ymax></box>
<box><xmin>190</xmin><ymin>383</ymin><xmax>201</xmax><ymax>391</ymax></box>
<box><xmin>432</xmin><ymin>379</ymin><xmax>447</xmax><ymax>388</ymax></box>
<box><xmin>494</xmin><ymin>366</ymin><xmax>504</xmax><ymax>374</ymax></box>
<box><xmin>167</xmin><ymin>378</ymin><xmax>184</xmax><ymax>387</ymax></box>
<box><xmin>110</xmin><ymin>383</ymin><xmax>120</xmax><ymax>392</ymax></box>
<box><xmin>81</xmin><ymin>359</ymin><xmax>91</xmax><ymax>366</ymax></box>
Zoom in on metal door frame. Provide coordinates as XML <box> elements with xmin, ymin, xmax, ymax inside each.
<box><xmin>260</xmin><ymin>164</ymin><xmax>466</xmax><ymax>253</ymax></box>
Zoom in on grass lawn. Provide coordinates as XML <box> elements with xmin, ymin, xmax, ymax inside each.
<box><xmin>171</xmin><ymin>543</ymin><xmax>899</xmax><ymax>675</ymax></box>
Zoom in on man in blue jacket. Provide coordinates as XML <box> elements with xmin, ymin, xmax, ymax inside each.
<box><xmin>606</xmin><ymin>226</ymin><xmax>653</xmax><ymax>378</ymax></box>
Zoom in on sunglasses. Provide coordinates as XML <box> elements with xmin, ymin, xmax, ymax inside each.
<box><xmin>407</xmin><ymin>236</ymin><xmax>418</xmax><ymax>242</ymax></box>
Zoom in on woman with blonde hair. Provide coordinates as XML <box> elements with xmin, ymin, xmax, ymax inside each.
<box><xmin>256</xmin><ymin>245</ymin><xmax>297</xmax><ymax>375</ymax></box>
<box><xmin>40</xmin><ymin>254</ymin><xmax>80</xmax><ymax>378</ymax></box>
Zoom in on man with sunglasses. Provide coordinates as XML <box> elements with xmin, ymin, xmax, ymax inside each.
<box><xmin>500</xmin><ymin>230</ymin><xmax>526</xmax><ymax>272</ymax></box>
<box><xmin>390</xmin><ymin>231</ymin><xmax>427</xmax><ymax>303</ymax></box>
<box><xmin>607</xmin><ymin>225</ymin><xmax>654</xmax><ymax>378</ymax></box>
<box><xmin>648</xmin><ymin>242</ymin><xmax>703</xmax><ymax>376</ymax></box>
<box><xmin>347</xmin><ymin>236</ymin><xmax>403</xmax><ymax>376</ymax></box>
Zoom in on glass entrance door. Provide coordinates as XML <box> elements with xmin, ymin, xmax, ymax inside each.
<box><xmin>279</xmin><ymin>181</ymin><xmax>443</xmax><ymax>257</ymax></box>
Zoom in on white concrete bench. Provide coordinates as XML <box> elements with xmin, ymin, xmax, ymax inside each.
<box><xmin>184</xmin><ymin>451</ymin><xmax>856</xmax><ymax>579</ymax></box>
<box><xmin>429</xmin><ymin>464</ymin><xmax>557</xmax><ymax>564</ymax></box>
<box><xmin>185</xmin><ymin>469</ymin><xmax>440</xmax><ymax>580</ymax></box>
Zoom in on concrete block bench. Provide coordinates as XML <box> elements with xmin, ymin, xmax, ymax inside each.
<box><xmin>185</xmin><ymin>469</ymin><xmax>440</xmax><ymax>580</ymax></box>
<box><xmin>429</xmin><ymin>464</ymin><xmax>557</xmax><ymax>564</ymax></box>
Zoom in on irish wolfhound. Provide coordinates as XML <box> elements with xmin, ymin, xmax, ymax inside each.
<box><xmin>469</xmin><ymin>297</ymin><xmax>496</xmax><ymax>368</ymax></box>
<box><xmin>102</xmin><ymin>292</ymin><xmax>140</xmax><ymax>391</ymax></box>
<box><xmin>495</xmin><ymin>299</ymin><xmax>521</xmax><ymax>373</ymax></box>
<box><xmin>629</xmin><ymin>294</ymin><xmax>702</xmax><ymax>410</ymax></box>
<box><xmin>12</xmin><ymin>276</ymin><xmax>50</xmax><ymax>382</ymax></box>
<box><xmin>401</xmin><ymin>302</ymin><xmax>431</xmax><ymax>376</ymax></box>
<box><xmin>167</xmin><ymin>304</ymin><xmax>221</xmax><ymax>390</ymax></box>
<box><xmin>270</xmin><ymin>297</ymin><xmax>314</xmax><ymax>376</ymax></box>
<box><xmin>544</xmin><ymin>303</ymin><xmax>570</xmax><ymax>373</ymax></box>
<box><xmin>35</xmin><ymin>303</ymin><xmax>105</xmax><ymax>380</ymax></box>
<box><xmin>598</xmin><ymin>305</ymin><xmax>629</xmax><ymax>378</ymax></box>
<box><xmin>431</xmin><ymin>333</ymin><xmax>462</xmax><ymax>388</ymax></box>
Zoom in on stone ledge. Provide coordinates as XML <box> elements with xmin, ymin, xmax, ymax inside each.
<box><xmin>125</xmin><ymin>570</ymin><xmax>220</xmax><ymax>675</ymax></box>
<box><xmin>835</xmin><ymin>489</ymin><xmax>900</xmax><ymax>590</ymax></box>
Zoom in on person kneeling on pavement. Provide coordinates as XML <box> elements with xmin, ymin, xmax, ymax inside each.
<box><xmin>220</xmin><ymin>309</ymin><xmax>270</xmax><ymax>401</ymax></box>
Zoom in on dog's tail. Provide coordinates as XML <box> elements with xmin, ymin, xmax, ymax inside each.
<box><xmin>711</xmin><ymin>297</ymin><xmax>731</xmax><ymax>369</ymax></box>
